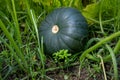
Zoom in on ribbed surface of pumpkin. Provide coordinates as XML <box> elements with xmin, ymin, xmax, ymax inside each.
<box><xmin>39</xmin><ymin>7</ymin><xmax>88</xmax><ymax>55</ymax></box>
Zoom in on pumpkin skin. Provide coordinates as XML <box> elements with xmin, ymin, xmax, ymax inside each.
<box><xmin>39</xmin><ymin>7</ymin><xmax>88</xmax><ymax>55</ymax></box>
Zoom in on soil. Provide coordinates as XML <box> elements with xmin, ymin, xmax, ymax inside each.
<box><xmin>46</xmin><ymin>64</ymin><xmax>104</xmax><ymax>80</ymax></box>
<box><xmin>46</xmin><ymin>55</ymin><xmax>120</xmax><ymax>80</ymax></box>
<box><xmin>46</xmin><ymin>60</ymin><xmax>103</xmax><ymax>80</ymax></box>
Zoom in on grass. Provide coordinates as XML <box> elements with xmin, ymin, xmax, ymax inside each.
<box><xmin>0</xmin><ymin>0</ymin><xmax>120</xmax><ymax>80</ymax></box>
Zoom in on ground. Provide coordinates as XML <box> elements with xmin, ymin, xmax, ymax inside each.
<box><xmin>46</xmin><ymin>55</ymin><xmax>120</xmax><ymax>80</ymax></box>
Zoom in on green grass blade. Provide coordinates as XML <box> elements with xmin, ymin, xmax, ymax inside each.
<box><xmin>30</xmin><ymin>9</ymin><xmax>46</xmax><ymax>79</ymax></box>
<box><xmin>0</xmin><ymin>20</ymin><xmax>28</xmax><ymax>70</ymax></box>
<box><xmin>24</xmin><ymin>0</ymin><xmax>46</xmax><ymax>78</ymax></box>
<box><xmin>0</xmin><ymin>37</ymin><xmax>24</xmax><ymax>72</ymax></box>
<box><xmin>29</xmin><ymin>10</ymin><xmax>39</xmax><ymax>42</ymax></box>
<box><xmin>11</xmin><ymin>0</ymin><xmax>22</xmax><ymax>45</ymax></box>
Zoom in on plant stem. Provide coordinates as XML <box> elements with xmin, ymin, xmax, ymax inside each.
<box><xmin>103</xmin><ymin>39</ymin><xmax>120</xmax><ymax>61</ymax></box>
<box><xmin>99</xmin><ymin>0</ymin><xmax>105</xmax><ymax>34</ymax></box>
<box><xmin>97</xmin><ymin>55</ymin><xmax>107</xmax><ymax>80</ymax></box>
<box><xmin>114</xmin><ymin>39</ymin><xmax>120</xmax><ymax>54</ymax></box>
<box><xmin>87</xmin><ymin>17</ymin><xmax>116</xmax><ymax>24</ymax></box>
<box><xmin>45</xmin><ymin>62</ymin><xmax>79</xmax><ymax>72</ymax></box>
<box><xmin>106</xmin><ymin>44</ymin><xmax>118</xmax><ymax>80</ymax></box>
<box><xmin>80</xmin><ymin>31</ymin><xmax>120</xmax><ymax>62</ymax></box>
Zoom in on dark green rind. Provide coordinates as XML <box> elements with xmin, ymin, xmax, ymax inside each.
<box><xmin>39</xmin><ymin>7</ymin><xmax>88</xmax><ymax>55</ymax></box>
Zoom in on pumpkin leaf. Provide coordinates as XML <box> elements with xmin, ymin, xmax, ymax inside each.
<box><xmin>82</xmin><ymin>2</ymin><xmax>99</xmax><ymax>24</ymax></box>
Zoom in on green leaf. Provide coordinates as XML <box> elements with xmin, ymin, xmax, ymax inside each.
<box><xmin>53</xmin><ymin>49</ymin><xmax>71</xmax><ymax>63</ymax></box>
<box><xmin>82</xmin><ymin>3</ymin><xmax>99</xmax><ymax>24</ymax></box>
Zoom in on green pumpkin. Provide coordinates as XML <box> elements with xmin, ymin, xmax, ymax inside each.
<box><xmin>39</xmin><ymin>7</ymin><xmax>88</xmax><ymax>55</ymax></box>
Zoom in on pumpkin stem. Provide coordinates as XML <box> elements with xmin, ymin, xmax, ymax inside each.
<box><xmin>52</xmin><ymin>25</ymin><xmax>59</xmax><ymax>34</ymax></box>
